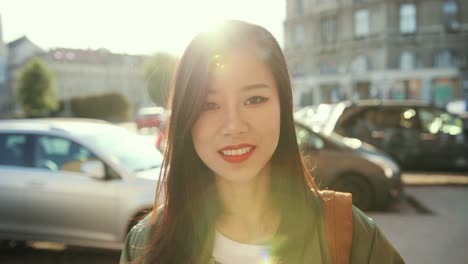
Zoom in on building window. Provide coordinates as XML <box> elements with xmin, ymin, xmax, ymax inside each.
<box><xmin>54</xmin><ymin>51</ymin><xmax>63</xmax><ymax>59</ymax></box>
<box><xmin>432</xmin><ymin>78</ymin><xmax>457</xmax><ymax>107</ymax></box>
<box><xmin>400</xmin><ymin>3</ymin><xmax>416</xmax><ymax>34</ymax></box>
<box><xmin>399</xmin><ymin>51</ymin><xmax>416</xmax><ymax>70</ymax></box>
<box><xmin>295</xmin><ymin>24</ymin><xmax>305</xmax><ymax>46</ymax></box>
<box><xmin>321</xmin><ymin>16</ymin><xmax>337</xmax><ymax>45</ymax></box>
<box><xmin>434</xmin><ymin>50</ymin><xmax>456</xmax><ymax>68</ymax></box>
<box><xmin>319</xmin><ymin>59</ymin><xmax>339</xmax><ymax>75</ymax></box>
<box><xmin>0</xmin><ymin>62</ymin><xmax>5</xmax><ymax>83</ymax></box>
<box><xmin>354</xmin><ymin>9</ymin><xmax>369</xmax><ymax>38</ymax></box>
<box><xmin>351</xmin><ymin>55</ymin><xmax>369</xmax><ymax>74</ymax></box>
<box><xmin>290</xmin><ymin>61</ymin><xmax>306</xmax><ymax>77</ymax></box>
<box><xmin>300</xmin><ymin>89</ymin><xmax>314</xmax><ymax>107</ymax></box>
<box><xmin>443</xmin><ymin>0</ymin><xmax>460</xmax><ymax>32</ymax></box>
<box><xmin>296</xmin><ymin>0</ymin><xmax>304</xmax><ymax>15</ymax></box>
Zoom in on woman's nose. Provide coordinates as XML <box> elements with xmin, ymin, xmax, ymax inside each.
<box><xmin>221</xmin><ymin>107</ymin><xmax>248</xmax><ymax>136</ymax></box>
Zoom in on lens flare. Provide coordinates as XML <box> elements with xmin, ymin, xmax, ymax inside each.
<box><xmin>212</xmin><ymin>54</ymin><xmax>226</xmax><ymax>70</ymax></box>
<box><xmin>259</xmin><ymin>248</ymin><xmax>276</xmax><ymax>264</ymax></box>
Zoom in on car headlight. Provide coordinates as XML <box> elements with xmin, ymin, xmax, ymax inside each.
<box><xmin>364</xmin><ymin>154</ymin><xmax>399</xmax><ymax>179</ymax></box>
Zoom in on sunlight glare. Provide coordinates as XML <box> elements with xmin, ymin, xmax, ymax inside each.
<box><xmin>0</xmin><ymin>0</ymin><xmax>284</xmax><ymax>55</ymax></box>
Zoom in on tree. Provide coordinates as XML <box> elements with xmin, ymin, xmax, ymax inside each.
<box><xmin>16</xmin><ymin>58</ymin><xmax>58</xmax><ymax>117</ymax></box>
<box><xmin>143</xmin><ymin>53</ymin><xmax>178</xmax><ymax>107</ymax></box>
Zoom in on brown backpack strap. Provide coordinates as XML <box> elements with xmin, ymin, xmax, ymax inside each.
<box><xmin>321</xmin><ymin>190</ymin><xmax>353</xmax><ymax>264</ymax></box>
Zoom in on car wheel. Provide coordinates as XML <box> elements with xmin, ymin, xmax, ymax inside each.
<box><xmin>332</xmin><ymin>174</ymin><xmax>373</xmax><ymax>211</ymax></box>
<box><xmin>0</xmin><ymin>240</ymin><xmax>8</xmax><ymax>248</ymax></box>
<box><xmin>0</xmin><ymin>240</ymin><xmax>27</xmax><ymax>249</ymax></box>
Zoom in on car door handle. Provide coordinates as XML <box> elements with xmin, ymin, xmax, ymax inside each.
<box><xmin>420</xmin><ymin>133</ymin><xmax>436</xmax><ymax>141</ymax></box>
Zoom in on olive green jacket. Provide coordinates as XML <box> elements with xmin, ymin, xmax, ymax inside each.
<box><xmin>120</xmin><ymin>207</ymin><xmax>404</xmax><ymax>264</ymax></box>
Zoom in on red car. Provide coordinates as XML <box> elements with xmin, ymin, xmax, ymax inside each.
<box><xmin>155</xmin><ymin>130</ymin><xmax>167</xmax><ymax>152</ymax></box>
<box><xmin>134</xmin><ymin>107</ymin><xmax>166</xmax><ymax>131</ymax></box>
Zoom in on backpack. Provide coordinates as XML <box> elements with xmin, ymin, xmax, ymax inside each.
<box><xmin>321</xmin><ymin>190</ymin><xmax>353</xmax><ymax>264</ymax></box>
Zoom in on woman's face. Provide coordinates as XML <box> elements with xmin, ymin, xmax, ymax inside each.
<box><xmin>191</xmin><ymin>48</ymin><xmax>281</xmax><ymax>184</ymax></box>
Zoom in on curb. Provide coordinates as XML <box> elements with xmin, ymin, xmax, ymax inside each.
<box><xmin>404</xmin><ymin>195</ymin><xmax>434</xmax><ymax>215</ymax></box>
<box><xmin>402</xmin><ymin>173</ymin><xmax>468</xmax><ymax>186</ymax></box>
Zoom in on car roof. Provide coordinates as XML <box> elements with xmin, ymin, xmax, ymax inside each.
<box><xmin>0</xmin><ymin>118</ymin><xmax>120</xmax><ymax>137</ymax></box>
<box><xmin>338</xmin><ymin>99</ymin><xmax>432</xmax><ymax>108</ymax></box>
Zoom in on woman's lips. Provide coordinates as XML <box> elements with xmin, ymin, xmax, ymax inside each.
<box><xmin>218</xmin><ymin>144</ymin><xmax>256</xmax><ymax>163</ymax></box>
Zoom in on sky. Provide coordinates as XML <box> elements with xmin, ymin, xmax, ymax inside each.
<box><xmin>0</xmin><ymin>0</ymin><xmax>286</xmax><ymax>56</ymax></box>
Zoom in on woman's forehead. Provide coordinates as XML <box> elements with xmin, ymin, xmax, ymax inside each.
<box><xmin>208</xmin><ymin>49</ymin><xmax>275</xmax><ymax>88</ymax></box>
<box><xmin>209</xmin><ymin>44</ymin><xmax>268</xmax><ymax>66</ymax></box>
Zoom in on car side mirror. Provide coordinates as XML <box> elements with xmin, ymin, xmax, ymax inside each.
<box><xmin>81</xmin><ymin>160</ymin><xmax>106</xmax><ymax>179</ymax></box>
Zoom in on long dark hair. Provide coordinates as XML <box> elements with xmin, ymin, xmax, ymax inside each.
<box><xmin>143</xmin><ymin>20</ymin><xmax>322</xmax><ymax>264</ymax></box>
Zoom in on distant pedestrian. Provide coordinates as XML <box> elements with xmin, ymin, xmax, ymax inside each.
<box><xmin>120</xmin><ymin>20</ymin><xmax>404</xmax><ymax>264</ymax></box>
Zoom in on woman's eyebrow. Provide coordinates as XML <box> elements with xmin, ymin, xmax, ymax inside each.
<box><xmin>241</xmin><ymin>83</ymin><xmax>272</xmax><ymax>91</ymax></box>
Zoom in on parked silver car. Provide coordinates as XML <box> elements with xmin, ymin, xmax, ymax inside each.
<box><xmin>0</xmin><ymin>118</ymin><xmax>162</xmax><ymax>250</ymax></box>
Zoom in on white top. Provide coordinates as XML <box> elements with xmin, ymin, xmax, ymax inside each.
<box><xmin>212</xmin><ymin>231</ymin><xmax>277</xmax><ymax>264</ymax></box>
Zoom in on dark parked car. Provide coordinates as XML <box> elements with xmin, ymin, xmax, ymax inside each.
<box><xmin>295</xmin><ymin>121</ymin><xmax>402</xmax><ymax>211</ymax></box>
<box><xmin>446</xmin><ymin>99</ymin><xmax>468</xmax><ymax>131</ymax></box>
<box><xmin>297</xmin><ymin>100</ymin><xmax>468</xmax><ymax>172</ymax></box>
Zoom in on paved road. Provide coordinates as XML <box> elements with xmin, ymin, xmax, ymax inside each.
<box><xmin>369</xmin><ymin>185</ymin><xmax>468</xmax><ymax>264</ymax></box>
<box><xmin>0</xmin><ymin>246</ymin><xmax>120</xmax><ymax>264</ymax></box>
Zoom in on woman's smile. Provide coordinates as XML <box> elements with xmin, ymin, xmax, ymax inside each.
<box><xmin>218</xmin><ymin>144</ymin><xmax>256</xmax><ymax>163</ymax></box>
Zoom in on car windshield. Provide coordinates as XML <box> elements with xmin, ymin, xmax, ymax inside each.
<box><xmin>81</xmin><ymin>129</ymin><xmax>163</xmax><ymax>172</ymax></box>
<box><xmin>295</xmin><ymin>104</ymin><xmax>336</xmax><ymax>130</ymax></box>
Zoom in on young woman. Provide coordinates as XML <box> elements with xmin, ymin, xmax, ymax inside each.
<box><xmin>120</xmin><ymin>20</ymin><xmax>403</xmax><ymax>264</ymax></box>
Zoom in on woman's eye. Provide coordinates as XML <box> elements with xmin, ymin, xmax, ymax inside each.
<box><xmin>201</xmin><ymin>102</ymin><xmax>219</xmax><ymax>111</ymax></box>
<box><xmin>245</xmin><ymin>96</ymin><xmax>268</xmax><ymax>105</ymax></box>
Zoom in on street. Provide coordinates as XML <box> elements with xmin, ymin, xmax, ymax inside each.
<box><xmin>0</xmin><ymin>246</ymin><xmax>119</xmax><ymax>264</ymax></box>
<box><xmin>369</xmin><ymin>184</ymin><xmax>468</xmax><ymax>264</ymax></box>
<box><xmin>1</xmin><ymin>180</ymin><xmax>467</xmax><ymax>263</ymax></box>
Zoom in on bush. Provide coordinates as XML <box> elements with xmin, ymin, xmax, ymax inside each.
<box><xmin>70</xmin><ymin>92</ymin><xmax>132</xmax><ymax>122</ymax></box>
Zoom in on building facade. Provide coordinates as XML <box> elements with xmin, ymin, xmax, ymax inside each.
<box><xmin>38</xmin><ymin>48</ymin><xmax>152</xmax><ymax>112</ymax></box>
<box><xmin>284</xmin><ymin>0</ymin><xmax>468</xmax><ymax>109</ymax></box>
<box><xmin>4</xmin><ymin>40</ymin><xmax>153</xmax><ymax>117</ymax></box>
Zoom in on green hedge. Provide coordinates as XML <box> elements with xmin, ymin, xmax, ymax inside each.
<box><xmin>70</xmin><ymin>92</ymin><xmax>132</xmax><ymax>122</ymax></box>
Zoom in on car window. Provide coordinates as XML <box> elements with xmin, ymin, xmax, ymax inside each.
<box><xmin>375</xmin><ymin>107</ymin><xmax>419</xmax><ymax>129</ymax></box>
<box><xmin>34</xmin><ymin>135</ymin><xmax>98</xmax><ymax>173</ymax></box>
<box><xmin>295</xmin><ymin>125</ymin><xmax>325</xmax><ymax>150</ymax></box>
<box><xmin>419</xmin><ymin>107</ymin><xmax>463</xmax><ymax>135</ymax></box>
<box><xmin>0</xmin><ymin>134</ymin><xmax>28</xmax><ymax>167</ymax></box>
<box><xmin>337</xmin><ymin>108</ymin><xmax>377</xmax><ymax>139</ymax></box>
<box><xmin>82</xmin><ymin>131</ymin><xmax>163</xmax><ymax>172</ymax></box>
<box><xmin>295</xmin><ymin>104</ymin><xmax>335</xmax><ymax>130</ymax></box>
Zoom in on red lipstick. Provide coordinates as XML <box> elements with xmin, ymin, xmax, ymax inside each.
<box><xmin>218</xmin><ymin>144</ymin><xmax>256</xmax><ymax>163</ymax></box>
